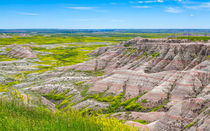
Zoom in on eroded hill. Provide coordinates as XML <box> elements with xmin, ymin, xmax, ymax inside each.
<box><xmin>58</xmin><ymin>38</ymin><xmax>210</xmax><ymax>131</ymax></box>
<box><xmin>0</xmin><ymin>38</ymin><xmax>209</xmax><ymax>131</ymax></box>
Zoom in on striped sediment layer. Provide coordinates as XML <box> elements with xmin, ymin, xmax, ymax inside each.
<box><xmin>59</xmin><ymin>38</ymin><xmax>210</xmax><ymax>131</ymax></box>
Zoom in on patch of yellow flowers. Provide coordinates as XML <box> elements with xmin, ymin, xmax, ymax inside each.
<box><xmin>11</xmin><ymin>88</ymin><xmax>30</xmax><ymax>104</ymax></box>
<box><xmin>93</xmin><ymin>116</ymin><xmax>138</xmax><ymax>131</ymax></box>
<box><xmin>58</xmin><ymin>109</ymin><xmax>139</xmax><ymax>131</ymax></box>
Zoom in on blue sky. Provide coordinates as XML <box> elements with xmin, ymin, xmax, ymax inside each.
<box><xmin>0</xmin><ymin>0</ymin><xmax>210</xmax><ymax>29</ymax></box>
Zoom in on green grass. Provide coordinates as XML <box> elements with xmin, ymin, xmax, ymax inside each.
<box><xmin>185</xmin><ymin>122</ymin><xmax>195</xmax><ymax>129</ymax></box>
<box><xmin>141</xmin><ymin>99</ymin><xmax>148</xmax><ymax>103</ymax></box>
<box><xmin>150</xmin><ymin>99</ymin><xmax>169</xmax><ymax>112</ymax></box>
<box><xmin>135</xmin><ymin>120</ymin><xmax>148</xmax><ymax>125</ymax></box>
<box><xmin>0</xmin><ymin>33</ymin><xmax>175</xmax><ymax>46</ymax></box>
<box><xmin>121</xmin><ymin>96</ymin><xmax>145</xmax><ymax>111</ymax></box>
<box><xmin>0</xmin><ymin>85</ymin><xmax>9</xmax><ymax>92</ymax></box>
<box><xmin>43</xmin><ymin>89</ymin><xmax>70</xmax><ymax>100</ymax></box>
<box><xmin>150</xmin><ymin>53</ymin><xmax>160</xmax><ymax>58</ymax></box>
<box><xmin>9</xmin><ymin>43</ymin><xmax>109</xmax><ymax>76</ymax></box>
<box><xmin>34</xmin><ymin>44</ymin><xmax>107</xmax><ymax>67</ymax></box>
<box><xmin>56</xmin><ymin>95</ymin><xmax>74</xmax><ymax>109</ymax></box>
<box><xmin>0</xmin><ymin>80</ymin><xmax>21</xmax><ymax>92</ymax></box>
<box><xmin>0</xmin><ymin>35</ymin><xmax>120</xmax><ymax>45</ymax></box>
<box><xmin>0</xmin><ymin>100</ymin><xmax>138</xmax><ymax>131</ymax></box>
<box><xmin>172</xmin><ymin>36</ymin><xmax>210</xmax><ymax>42</ymax></box>
<box><xmin>81</xmin><ymin>92</ymin><xmax>147</xmax><ymax>113</ymax></box>
<box><xmin>0</xmin><ymin>55</ymin><xmax>18</xmax><ymax>61</ymax></box>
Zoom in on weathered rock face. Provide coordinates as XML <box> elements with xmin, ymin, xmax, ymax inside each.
<box><xmin>1</xmin><ymin>38</ymin><xmax>208</xmax><ymax>130</ymax></box>
<box><xmin>151</xmin><ymin>98</ymin><xmax>209</xmax><ymax>131</ymax></box>
<box><xmin>112</xmin><ymin>112</ymin><xmax>165</xmax><ymax>123</ymax></box>
<box><xmin>7</xmin><ymin>44</ymin><xmax>36</xmax><ymax>58</ymax></box>
<box><xmin>28</xmin><ymin>70</ymin><xmax>106</xmax><ymax>110</ymax></box>
<box><xmin>59</xmin><ymin>38</ymin><xmax>210</xmax><ymax>131</ymax></box>
<box><xmin>0</xmin><ymin>43</ymin><xmax>109</xmax><ymax>112</ymax></box>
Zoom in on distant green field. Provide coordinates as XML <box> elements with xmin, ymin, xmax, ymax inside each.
<box><xmin>172</xmin><ymin>36</ymin><xmax>210</xmax><ymax>42</ymax></box>
<box><xmin>0</xmin><ymin>33</ymin><xmax>174</xmax><ymax>45</ymax></box>
<box><xmin>1</xmin><ymin>33</ymin><xmax>209</xmax><ymax>46</ymax></box>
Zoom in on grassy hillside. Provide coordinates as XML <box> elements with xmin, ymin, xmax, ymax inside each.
<box><xmin>0</xmin><ymin>100</ymin><xmax>138</xmax><ymax>131</ymax></box>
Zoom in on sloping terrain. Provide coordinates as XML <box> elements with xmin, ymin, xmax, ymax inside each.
<box><xmin>58</xmin><ymin>38</ymin><xmax>210</xmax><ymax>131</ymax></box>
<box><xmin>0</xmin><ymin>37</ymin><xmax>209</xmax><ymax>131</ymax></box>
<box><xmin>0</xmin><ymin>42</ymin><xmax>110</xmax><ymax>111</ymax></box>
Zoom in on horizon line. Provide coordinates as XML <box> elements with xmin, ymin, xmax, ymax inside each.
<box><xmin>1</xmin><ymin>28</ymin><xmax>210</xmax><ymax>30</ymax></box>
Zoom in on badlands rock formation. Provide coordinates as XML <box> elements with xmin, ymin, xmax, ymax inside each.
<box><xmin>7</xmin><ymin>44</ymin><xmax>36</xmax><ymax>58</ymax></box>
<box><xmin>0</xmin><ymin>38</ymin><xmax>209</xmax><ymax>131</ymax></box>
<box><xmin>59</xmin><ymin>38</ymin><xmax>210</xmax><ymax>131</ymax></box>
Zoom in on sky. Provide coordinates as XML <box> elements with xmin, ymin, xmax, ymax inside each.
<box><xmin>0</xmin><ymin>0</ymin><xmax>210</xmax><ymax>29</ymax></box>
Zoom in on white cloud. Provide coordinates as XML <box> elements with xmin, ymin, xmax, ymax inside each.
<box><xmin>165</xmin><ymin>7</ymin><xmax>182</xmax><ymax>13</ymax></box>
<box><xmin>16</xmin><ymin>12</ymin><xmax>39</xmax><ymax>16</ymax></box>
<box><xmin>184</xmin><ymin>2</ymin><xmax>210</xmax><ymax>10</ymax></box>
<box><xmin>184</xmin><ymin>6</ymin><xmax>199</xmax><ymax>10</ymax></box>
<box><xmin>157</xmin><ymin>0</ymin><xmax>164</xmax><ymax>3</ymax></box>
<box><xmin>133</xmin><ymin>6</ymin><xmax>151</xmax><ymax>8</ymax></box>
<box><xmin>190</xmin><ymin>14</ymin><xmax>194</xmax><ymax>17</ymax></box>
<box><xmin>201</xmin><ymin>2</ymin><xmax>210</xmax><ymax>8</ymax></box>
<box><xmin>145</xmin><ymin>1</ymin><xmax>155</xmax><ymax>3</ymax></box>
<box><xmin>138</xmin><ymin>1</ymin><xmax>143</xmax><ymax>3</ymax></box>
<box><xmin>138</xmin><ymin>0</ymin><xmax>164</xmax><ymax>3</ymax></box>
<box><xmin>67</xmin><ymin>7</ymin><xmax>95</xmax><ymax>10</ymax></box>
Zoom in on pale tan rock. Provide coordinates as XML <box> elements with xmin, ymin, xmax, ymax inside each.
<box><xmin>7</xmin><ymin>44</ymin><xmax>36</xmax><ymax>58</ymax></box>
<box><xmin>125</xmin><ymin>121</ymin><xmax>149</xmax><ymax>131</ymax></box>
<box><xmin>58</xmin><ymin>38</ymin><xmax>210</xmax><ymax>130</ymax></box>
<box><xmin>112</xmin><ymin>112</ymin><xmax>165</xmax><ymax>123</ymax></box>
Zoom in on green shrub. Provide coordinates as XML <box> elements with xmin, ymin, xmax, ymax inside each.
<box><xmin>43</xmin><ymin>89</ymin><xmax>70</xmax><ymax>100</ymax></box>
<box><xmin>143</xmin><ymin>52</ymin><xmax>148</xmax><ymax>56</ymax></box>
<box><xmin>56</xmin><ymin>95</ymin><xmax>74</xmax><ymax>109</ymax></box>
<box><xmin>185</xmin><ymin>122</ymin><xmax>195</xmax><ymax>129</ymax></box>
<box><xmin>150</xmin><ymin>53</ymin><xmax>160</xmax><ymax>58</ymax></box>
<box><xmin>150</xmin><ymin>99</ymin><xmax>169</xmax><ymax>112</ymax></box>
<box><xmin>141</xmin><ymin>99</ymin><xmax>148</xmax><ymax>103</ymax></box>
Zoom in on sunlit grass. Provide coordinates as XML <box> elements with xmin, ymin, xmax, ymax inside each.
<box><xmin>172</xmin><ymin>36</ymin><xmax>210</xmax><ymax>42</ymax></box>
<box><xmin>0</xmin><ymin>33</ymin><xmax>174</xmax><ymax>45</ymax></box>
<box><xmin>0</xmin><ymin>55</ymin><xmax>18</xmax><ymax>61</ymax></box>
<box><xmin>0</xmin><ymin>100</ymin><xmax>138</xmax><ymax>131</ymax></box>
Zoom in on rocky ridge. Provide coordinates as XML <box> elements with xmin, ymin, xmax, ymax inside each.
<box><xmin>7</xmin><ymin>44</ymin><xmax>36</xmax><ymax>58</ymax></box>
<box><xmin>58</xmin><ymin>38</ymin><xmax>210</xmax><ymax>131</ymax></box>
<box><xmin>0</xmin><ymin>38</ymin><xmax>209</xmax><ymax>131</ymax></box>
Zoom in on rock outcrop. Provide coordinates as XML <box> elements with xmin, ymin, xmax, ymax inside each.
<box><xmin>59</xmin><ymin>38</ymin><xmax>210</xmax><ymax>131</ymax></box>
<box><xmin>7</xmin><ymin>44</ymin><xmax>36</xmax><ymax>58</ymax></box>
<box><xmin>1</xmin><ymin>38</ymin><xmax>209</xmax><ymax>131</ymax></box>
